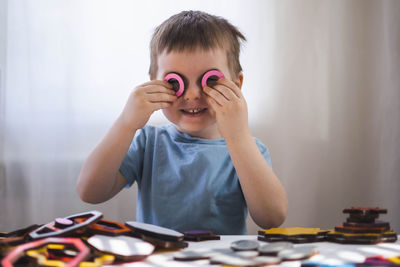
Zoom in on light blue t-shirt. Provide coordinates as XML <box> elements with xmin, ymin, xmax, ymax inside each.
<box><xmin>119</xmin><ymin>124</ymin><xmax>272</xmax><ymax>235</ymax></box>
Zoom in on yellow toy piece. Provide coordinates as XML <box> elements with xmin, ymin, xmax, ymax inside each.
<box><xmin>388</xmin><ymin>256</ymin><xmax>400</xmax><ymax>264</ymax></box>
<box><xmin>327</xmin><ymin>230</ymin><xmax>397</xmax><ymax>237</ymax></box>
<box><xmin>25</xmin><ymin>243</ymin><xmax>115</xmax><ymax>267</ymax></box>
<box><xmin>258</xmin><ymin>227</ymin><xmax>330</xmax><ymax>243</ymax></box>
<box><xmin>26</xmin><ymin>246</ymin><xmax>66</xmax><ymax>267</ymax></box>
<box><xmin>260</xmin><ymin>227</ymin><xmax>329</xmax><ymax>236</ymax></box>
<box><xmin>79</xmin><ymin>254</ymin><xmax>115</xmax><ymax>267</ymax></box>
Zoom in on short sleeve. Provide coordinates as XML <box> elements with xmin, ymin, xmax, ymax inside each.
<box><xmin>119</xmin><ymin>127</ymin><xmax>146</xmax><ymax>187</ymax></box>
<box><xmin>254</xmin><ymin>138</ymin><xmax>272</xmax><ymax>168</ymax></box>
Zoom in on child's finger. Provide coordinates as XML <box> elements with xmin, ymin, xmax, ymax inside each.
<box><xmin>204</xmin><ymin>87</ymin><xmax>226</xmax><ymax>107</ymax></box>
<box><xmin>145</xmin><ymin>86</ymin><xmax>176</xmax><ymax>95</ymax></box>
<box><xmin>203</xmin><ymin>86</ymin><xmax>230</xmax><ymax>106</ymax></box>
<box><xmin>147</xmin><ymin>93</ymin><xmax>177</xmax><ymax>103</ymax></box>
<box><xmin>216</xmin><ymin>78</ymin><xmax>242</xmax><ymax>98</ymax></box>
<box><xmin>142</xmin><ymin>80</ymin><xmax>173</xmax><ymax>89</ymax></box>
<box><xmin>209</xmin><ymin>84</ymin><xmax>238</xmax><ymax>101</ymax></box>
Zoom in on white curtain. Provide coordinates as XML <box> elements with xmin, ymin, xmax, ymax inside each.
<box><xmin>1</xmin><ymin>0</ymin><xmax>399</xmax><ymax>234</ymax></box>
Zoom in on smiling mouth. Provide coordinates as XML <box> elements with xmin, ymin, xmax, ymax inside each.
<box><xmin>181</xmin><ymin>108</ymin><xmax>207</xmax><ymax>114</ymax></box>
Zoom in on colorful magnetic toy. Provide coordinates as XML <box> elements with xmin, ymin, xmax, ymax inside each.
<box><xmin>343</xmin><ymin>207</ymin><xmax>387</xmax><ymax>215</ymax></box>
<box><xmin>140</xmin><ymin>234</ymin><xmax>189</xmax><ymax>249</ymax></box>
<box><xmin>164</xmin><ymin>72</ymin><xmax>185</xmax><ymax>97</ymax></box>
<box><xmin>363</xmin><ymin>255</ymin><xmax>400</xmax><ymax>266</ymax></box>
<box><xmin>334</xmin><ymin>224</ymin><xmax>388</xmax><ymax>233</ymax></box>
<box><xmin>258</xmin><ymin>227</ymin><xmax>329</xmax><ymax>243</ymax></box>
<box><xmin>2</xmin><ymin>207</ymin><xmax>399</xmax><ymax>266</ymax></box>
<box><xmin>1</xmin><ymin>237</ymin><xmax>90</xmax><ymax>267</ymax></box>
<box><xmin>230</xmin><ymin>240</ymin><xmax>260</xmax><ymax>251</ymax></box>
<box><xmin>125</xmin><ymin>221</ymin><xmax>184</xmax><ymax>242</ymax></box>
<box><xmin>87</xmin><ymin>234</ymin><xmax>155</xmax><ymax>261</ymax></box>
<box><xmin>0</xmin><ymin>224</ymin><xmax>41</xmax><ymax>247</ymax></box>
<box><xmin>29</xmin><ymin>211</ymin><xmax>103</xmax><ymax>240</ymax></box>
<box><xmin>26</xmin><ymin>244</ymin><xmax>80</xmax><ymax>267</ymax></box>
<box><xmin>257</xmin><ymin>207</ymin><xmax>398</xmax><ymax>245</ymax></box>
<box><xmin>326</xmin><ymin>230</ymin><xmax>398</xmax><ymax>244</ymax></box>
<box><xmin>25</xmin><ymin>243</ymin><xmax>115</xmax><ymax>267</ymax></box>
<box><xmin>74</xmin><ymin>218</ymin><xmax>131</xmax><ymax>236</ymax></box>
<box><xmin>343</xmin><ymin>220</ymin><xmax>390</xmax><ymax>229</ymax></box>
<box><xmin>329</xmin><ymin>206</ymin><xmax>398</xmax><ymax>244</ymax></box>
<box><xmin>344</xmin><ymin>207</ymin><xmax>386</xmax><ymax>223</ymax></box>
<box><xmin>201</xmin><ymin>69</ymin><xmax>224</xmax><ymax>88</ymax></box>
<box><xmin>78</xmin><ymin>253</ymin><xmax>115</xmax><ymax>267</ymax></box>
<box><xmin>164</xmin><ymin>69</ymin><xmax>224</xmax><ymax>97</ymax></box>
<box><xmin>125</xmin><ymin>221</ymin><xmax>188</xmax><ymax>249</ymax></box>
<box><xmin>183</xmin><ymin>230</ymin><xmax>220</xmax><ymax>241</ymax></box>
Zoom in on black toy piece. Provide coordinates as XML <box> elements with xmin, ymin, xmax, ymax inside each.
<box><xmin>183</xmin><ymin>230</ymin><xmax>220</xmax><ymax>241</ymax></box>
<box><xmin>125</xmin><ymin>221</ymin><xmax>184</xmax><ymax>241</ymax></box>
<box><xmin>326</xmin><ymin>230</ymin><xmax>398</xmax><ymax>244</ymax></box>
<box><xmin>343</xmin><ymin>207</ymin><xmax>387</xmax><ymax>215</ymax></box>
<box><xmin>258</xmin><ymin>228</ymin><xmax>329</xmax><ymax>243</ymax></box>
<box><xmin>125</xmin><ymin>221</ymin><xmax>188</xmax><ymax>249</ymax></box>
<box><xmin>343</xmin><ymin>220</ymin><xmax>390</xmax><ymax>229</ymax></box>
<box><xmin>0</xmin><ymin>224</ymin><xmax>41</xmax><ymax>247</ymax></box>
<box><xmin>328</xmin><ymin>206</ymin><xmax>397</xmax><ymax>244</ymax></box>
<box><xmin>141</xmin><ymin>234</ymin><xmax>188</xmax><ymax>249</ymax></box>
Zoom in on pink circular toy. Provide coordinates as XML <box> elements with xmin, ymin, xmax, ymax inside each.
<box><xmin>164</xmin><ymin>73</ymin><xmax>185</xmax><ymax>97</ymax></box>
<box><xmin>201</xmin><ymin>70</ymin><xmax>224</xmax><ymax>88</ymax></box>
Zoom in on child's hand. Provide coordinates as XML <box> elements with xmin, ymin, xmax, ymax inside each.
<box><xmin>203</xmin><ymin>78</ymin><xmax>249</xmax><ymax>140</ymax></box>
<box><xmin>120</xmin><ymin>81</ymin><xmax>177</xmax><ymax>130</ymax></box>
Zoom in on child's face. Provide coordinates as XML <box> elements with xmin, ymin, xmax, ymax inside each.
<box><xmin>154</xmin><ymin>47</ymin><xmax>236</xmax><ymax>139</ymax></box>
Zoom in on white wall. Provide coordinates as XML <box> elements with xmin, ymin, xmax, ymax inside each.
<box><xmin>0</xmin><ymin>0</ymin><xmax>7</xmax><ymax>203</ymax></box>
<box><xmin>1</xmin><ymin>0</ymin><xmax>399</xmax><ymax>235</ymax></box>
<box><xmin>254</xmin><ymin>0</ymin><xmax>400</xmax><ymax>233</ymax></box>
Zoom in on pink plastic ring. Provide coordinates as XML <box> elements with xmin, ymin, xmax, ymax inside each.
<box><xmin>201</xmin><ymin>70</ymin><xmax>224</xmax><ymax>88</ymax></box>
<box><xmin>164</xmin><ymin>73</ymin><xmax>185</xmax><ymax>97</ymax></box>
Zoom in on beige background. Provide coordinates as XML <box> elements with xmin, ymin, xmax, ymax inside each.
<box><xmin>0</xmin><ymin>0</ymin><xmax>399</xmax><ymax>235</ymax></box>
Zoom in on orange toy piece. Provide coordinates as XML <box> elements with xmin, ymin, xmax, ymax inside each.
<box><xmin>75</xmin><ymin>218</ymin><xmax>131</xmax><ymax>236</ymax></box>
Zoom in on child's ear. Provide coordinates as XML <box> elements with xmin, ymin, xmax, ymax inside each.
<box><xmin>235</xmin><ymin>72</ymin><xmax>244</xmax><ymax>89</ymax></box>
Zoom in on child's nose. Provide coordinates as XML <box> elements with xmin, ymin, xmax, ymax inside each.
<box><xmin>184</xmin><ymin>83</ymin><xmax>203</xmax><ymax>100</ymax></box>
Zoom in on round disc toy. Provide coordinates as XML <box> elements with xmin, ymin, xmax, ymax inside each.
<box><xmin>201</xmin><ymin>70</ymin><xmax>224</xmax><ymax>88</ymax></box>
<box><xmin>87</xmin><ymin>234</ymin><xmax>155</xmax><ymax>261</ymax></box>
<box><xmin>164</xmin><ymin>73</ymin><xmax>185</xmax><ymax>97</ymax></box>
<box><xmin>230</xmin><ymin>240</ymin><xmax>259</xmax><ymax>251</ymax></box>
<box><xmin>258</xmin><ymin>241</ymin><xmax>293</xmax><ymax>256</ymax></box>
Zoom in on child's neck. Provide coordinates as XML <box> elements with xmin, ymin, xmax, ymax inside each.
<box><xmin>175</xmin><ymin>124</ymin><xmax>221</xmax><ymax>140</ymax></box>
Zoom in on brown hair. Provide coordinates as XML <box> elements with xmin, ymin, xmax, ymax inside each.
<box><xmin>149</xmin><ymin>10</ymin><xmax>246</xmax><ymax>79</ymax></box>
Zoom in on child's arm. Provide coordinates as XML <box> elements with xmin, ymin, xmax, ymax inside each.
<box><xmin>225</xmin><ymin>133</ymin><xmax>287</xmax><ymax>228</ymax></box>
<box><xmin>77</xmin><ymin>81</ymin><xmax>176</xmax><ymax>204</ymax></box>
<box><xmin>204</xmin><ymin>76</ymin><xmax>288</xmax><ymax>229</ymax></box>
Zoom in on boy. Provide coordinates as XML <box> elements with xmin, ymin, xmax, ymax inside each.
<box><xmin>77</xmin><ymin>10</ymin><xmax>287</xmax><ymax>234</ymax></box>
